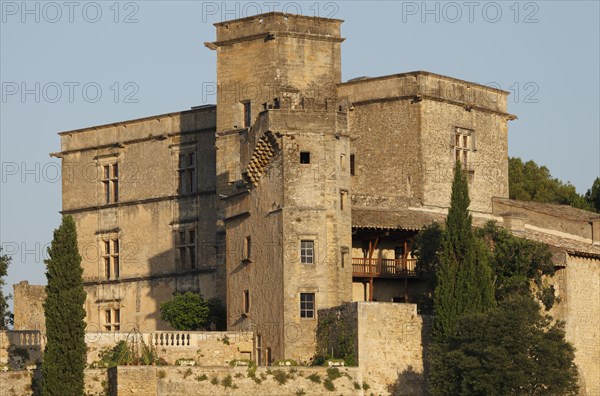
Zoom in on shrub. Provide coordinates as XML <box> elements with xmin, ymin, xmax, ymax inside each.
<box><xmin>323</xmin><ymin>378</ymin><xmax>335</xmax><ymax>391</ymax></box>
<box><xmin>326</xmin><ymin>367</ymin><xmax>342</xmax><ymax>380</ymax></box>
<box><xmin>195</xmin><ymin>374</ymin><xmax>208</xmax><ymax>381</ymax></box>
<box><xmin>210</xmin><ymin>376</ymin><xmax>219</xmax><ymax>385</ymax></box>
<box><xmin>221</xmin><ymin>375</ymin><xmax>233</xmax><ymax>388</ymax></box>
<box><xmin>157</xmin><ymin>370</ymin><xmax>166</xmax><ymax>379</ymax></box>
<box><xmin>307</xmin><ymin>373</ymin><xmax>321</xmax><ymax>383</ymax></box>
<box><xmin>295</xmin><ymin>389</ymin><xmax>306</xmax><ymax>396</ymax></box>
<box><xmin>272</xmin><ymin>369</ymin><xmax>288</xmax><ymax>385</ymax></box>
<box><xmin>362</xmin><ymin>382</ymin><xmax>370</xmax><ymax>390</ymax></box>
<box><xmin>183</xmin><ymin>368</ymin><xmax>193</xmax><ymax>379</ymax></box>
<box><xmin>353</xmin><ymin>381</ymin><xmax>361</xmax><ymax>389</ymax></box>
<box><xmin>160</xmin><ymin>292</ymin><xmax>210</xmax><ymax>330</ymax></box>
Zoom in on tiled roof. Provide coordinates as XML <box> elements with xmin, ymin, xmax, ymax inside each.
<box><xmin>351</xmin><ymin>207</ymin><xmax>445</xmax><ymax>231</ymax></box>
<box><xmin>493</xmin><ymin>197</ymin><xmax>600</xmax><ymax>222</ymax></box>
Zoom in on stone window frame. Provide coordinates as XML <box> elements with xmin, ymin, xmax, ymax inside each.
<box><xmin>242</xmin><ymin>235</ymin><xmax>252</xmax><ymax>263</ymax></box>
<box><xmin>299</xmin><ymin>292</ymin><xmax>316</xmax><ymax>319</ymax></box>
<box><xmin>172</xmin><ymin>222</ymin><xmax>198</xmax><ymax>271</ymax></box>
<box><xmin>170</xmin><ymin>142</ymin><xmax>198</xmax><ymax>196</ymax></box>
<box><xmin>243</xmin><ymin>289</ymin><xmax>250</xmax><ymax>315</ymax></box>
<box><xmin>103</xmin><ymin>307</ymin><xmax>121</xmax><ymax>332</ymax></box>
<box><xmin>300</xmin><ymin>239</ymin><xmax>316</xmax><ymax>265</ymax></box>
<box><xmin>451</xmin><ymin>127</ymin><xmax>476</xmax><ymax>181</ymax></box>
<box><xmin>242</xmin><ymin>100</ymin><xmax>252</xmax><ymax>128</ymax></box>
<box><xmin>97</xmin><ymin>231</ymin><xmax>120</xmax><ymax>280</ymax></box>
<box><xmin>95</xmin><ymin>153</ymin><xmax>121</xmax><ymax>205</ymax></box>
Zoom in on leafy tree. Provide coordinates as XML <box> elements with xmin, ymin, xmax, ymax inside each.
<box><xmin>413</xmin><ymin>222</ymin><xmax>443</xmax><ymax>282</ymax></box>
<box><xmin>509</xmin><ymin>157</ymin><xmax>593</xmax><ymax>211</ymax></box>
<box><xmin>585</xmin><ymin>177</ymin><xmax>600</xmax><ymax>212</ymax></box>
<box><xmin>430</xmin><ymin>295</ymin><xmax>579</xmax><ymax>396</ymax></box>
<box><xmin>433</xmin><ymin>161</ymin><xmax>495</xmax><ymax>340</ymax></box>
<box><xmin>160</xmin><ymin>292</ymin><xmax>210</xmax><ymax>331</ymax></box>
<box><xmin>476</xmin><ymin>221</ymin><xmax>557</xmax><ymax>309</ymax></box>
<box><xmin>0</xmin><ymin>248</ymin><xmax>14</xmax><ymax>330</ymax></box>
<box><xmin>42</xmin><ymin>215</ymin><xmax>87</xmax><ymax>396</ymax></box>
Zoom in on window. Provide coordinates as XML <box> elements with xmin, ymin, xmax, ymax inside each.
<box><xmin>176</xmin><ymin>228</ymin><xmax>197</xmax><ymax>270</ymax></box>
<box><xmin>243</xmin><ymin>236</ymin><xmax>251</xmax><ymax>261</ymax></box>
<box><xmin>101</xmin><ymin>163</ymin><xmax>119</xmax><ymax>204</ymax></box>
<box><xmin>178</xmin><ymin>152</ymin><xmax>196</xmax><ymax>195</ymax></box>
<box><xmin>300</xmin><ymin>293</ymin><xmax>315</xmax><ymax>318</ymax></box>
<box><xmin>454</xmin><ymin>128</ymin><xmax>472</xmax><ymax>169</ymax></box>
<box><xmin>102</xmin><ymin>239</ymin><xmax>120</xmax><ymax>279</ymax></box>
<box><xmin>340</xmin><ymin>190</ymin><xmax>347</xmax><ymax>210</ymax></box>
<box><xmin>256</xmin><ymin>335</ymin><xmax>262</xmax><ymax>366</ymax></box>
<box><xmin>300</xmin><ymin>152</ymin><xmax>311</xmax><ymax>164</ymax></box>
<box><xmin>300</xmin><ymin>240</ymin><xmax>314</xmax><ymax>264</ymax></box>
<box><xmin>104</xmin><ymin>308</ymin><xmax>120</xmax><ymax>331</ymax></box>
<box><xmin>243</xmin><ymin>102</ymin><xmax>252</xmax><ymax>128</ymax></box>
<box><xmin>243</xmin><ymin>290</ymin><xmax>250</xmax><ymax>314</ymax></box>
<box><xmin>350</xmin><ymin>154</ymin><xmax>355</xmax><ymax>176</ymax></box>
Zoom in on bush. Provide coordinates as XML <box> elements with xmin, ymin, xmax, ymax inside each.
<box><xmin>157</xmin><ymin>370</ymin><xmax>166</xmax><ymax>379</ymax></box>
<box><xmin>210</xmin><ymin>376</ymin><xmax>219</xmax><ymax>385</ymax></box>
<box><xmin>195</xmin><ymin>374</ymin><xmax>208</xmax><ymax>381</ymax></box>
<box><xmin>160</xmin><ymin>292</ymin><xmax>210</xmax><ymax>330</ymax></box>
<box><xmin>272</xmin><ymin>369</ymin><xmax>288</xmax><ymax>385</ymax></box>
<box><xmin>323</xmin><ymin>378</ymin><xmax>335</xmax><ymax>391</ymax></box>
<box><xmin>221</xmin><ymin>375</ymin><xmax>233</xmax><ymax>388</ymax></box>
<box><xmin>307</xmin><ymin>373</ymin><xmax>321</xmax><ymax>383</ymax></box>
<box><xmin>326</xmin><ymin>367</ymin><xmax>342</xmax><ymax>380</ymax></box>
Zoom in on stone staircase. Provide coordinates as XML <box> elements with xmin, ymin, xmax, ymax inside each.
<box><xmin>243</xmin><ymin>131</ymin><xmax>279</xmax><ymax>187</ymax></box>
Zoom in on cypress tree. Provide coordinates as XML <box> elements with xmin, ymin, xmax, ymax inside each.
<box><xmin>433</xmin><ymin>162</ymin><xmax>495</xmax><ymax>340</ymax></box>
<box><xmin>42</xmin><ymin>215</ymin><xmax>87</xmax><ymax>396</ymax></box>
<box><xmin>0</xmin><ymin>248</ymin><xmax>12</xmax><ymax>330</ymax></box>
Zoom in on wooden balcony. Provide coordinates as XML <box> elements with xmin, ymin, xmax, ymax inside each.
<box><xmin>352</xmin><ymin>257</ymin><xmax>418</xmax><ymax>278</ymax></box>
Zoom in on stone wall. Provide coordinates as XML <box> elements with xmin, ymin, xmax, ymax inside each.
<box><xmin>558</xmin><ymin>255</ymin><xmax>600</xmax><ymax>395</ymax></box>
<box><xmin>56</xmin><ymin>106</ymin><xmax>223</xmax><ymax>333</ymax></box>
<box><xmin>85</xmin><ymin>331</ymin><xmax>254</xmax><ymax>367</ymax></box>
<box><xmin>0</xmin><ymin>331</ymin><xmax>43</xmax><ymax>369</ymax></box>
<box><xmin>110</xmin><ymin>366</ymin><xmax>364</xmax><ymax>396</ymax></box>
<box><xmin>0</xmin><ymin>368</ymin><xmax>107</xmax><ymax>396</ymax></box>
<box><xmin>13</xmin><ymin>282</ymin><xmax>46</xmax><ymax>333</ymax></box>
<box><xmin>319</xmin><ymin>302</ymin><xmax>431</xmax><ymax>395</ymax></box>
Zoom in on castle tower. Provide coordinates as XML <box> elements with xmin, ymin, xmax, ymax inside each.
<box><xmin>207</xmin><ymin>13</ymin><xmax>351</xmax><ymax>362</ymax></box>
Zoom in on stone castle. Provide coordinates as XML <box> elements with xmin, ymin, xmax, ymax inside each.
<box><xmin>4</xmin><ymin>12</ymin><xmax>598</xmax><ymax>395</ymax></box>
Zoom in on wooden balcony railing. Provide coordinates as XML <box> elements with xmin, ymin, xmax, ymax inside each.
<box><xmin>352</xmin><ymin>258</ymin><xmax>418</xmax><ymax>278</ymax></box>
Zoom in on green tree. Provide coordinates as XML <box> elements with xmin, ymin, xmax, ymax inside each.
<box><xmin>430</xmin><ymin>295</ymin><xmax>578</xmax><ymax>396</ymax></box>
<box><xmin>160</xmin><ymin>292</ymin><xmax>210</xmax><ymax>330</ymax></box>
<box><xmin>433</xmin><ymin>162</ymin><xmax>495</xmax><ymax>340</ymax></box>
<box><xmin>509</xmin><ymin>157</ymin><xmax>593</xmax><ymax>211</ymax></box>
<box><xmin>42</xmin><ymin>216</ymin><xmax>87</xmax><ymax>396</ymax></box>
<box><xmin>585</xmin><ymin>177</ymin><xmax>600</xmax><ymax>212</ymax></box>
<box><xmin>477</xmin><ymin>221</ymin><xmax>557</xmax><ymax>309</ymax></box>
<box><xmin>0</xmin><ymin>248</ymin><xmax>13</xmax><ymax>330</ymax></box>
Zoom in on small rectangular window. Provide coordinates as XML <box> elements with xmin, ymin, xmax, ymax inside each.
<box><xmin>350</xmin><ymin>154</ymin><xmax>355</xmax><ymax>176</ymax></box>
<box><xmin>300</xmin><ymin>152</ymin><xmax>311</xmax><ymax>164</ymax></box>
<box><xmin>102</xmin><ymin>239</ymin><xmax>120</xmax><ymax>279</ymax></box>
<box><xmin>340</xmin><ymin>190</ymin><xmax>347</xmax><ymax>210</ymax></box>
<box><xmin>178</xmin><ymin>152</ymin><xmax>196</xmax><ymax>195</ymax></box>
<box><xmin>300</xmin><ymin>293</ymin><xmax>315</xmax><ymax>318</ymax></box>
<box><xmin>176</xmin><ymin>227</ymin><xmax>197</xmax><ymax>270</ymax></box>
<box><xmin>300</xmin><ymin>240</ymin><xmax>314</xmax><ymax>264</ymax></box>
<box><xmin>243</xmin><ymin>290</ymin><xmax>250</xmax><ymax>314</ymax></box>
<box><xmin>244</xmin><ymin>236</ymin><xmax>251</xmax><ymax>260</ymax></box>
<box><xmin>101</xmin><ymin>164</ymin><xmax>119</xmax><ymax>204</ymax></box>
<box><xmin>243</xmin><ymin>102</ymin><xmax>251</xmax><ymax>128</ymax></box>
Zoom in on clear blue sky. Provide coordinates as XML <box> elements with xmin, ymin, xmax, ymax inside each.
<box><xmin>1</xmin><ymin>1</ymin><xmax>599</xmax><ymax>301</ymax></box>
